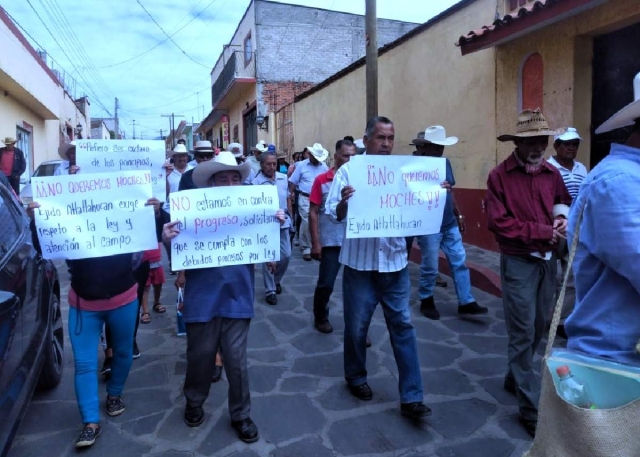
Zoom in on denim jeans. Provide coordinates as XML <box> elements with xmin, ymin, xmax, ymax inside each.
<box><xmin>68</xmin><ymin>300</ymin><xmax>138</xmax><ymax>424</ymax></box>
<box><xmin>342</xmin><ymin>266</ymin><xmax>423</xmax><ymax>403</ymax></box>
<box><xmin>263</xmin><ymin>228</ymin><xmax>292</xmax><ymax>295</ymax></box>
<box><xmin>417</xmin><ymin>225</ymin><xmax>475</xmax><ymax>305</ymax></box>
<box><xmin>313</xmin><ymin>246</ymin><xmax>342</xmax><ymax>321</ymax></box>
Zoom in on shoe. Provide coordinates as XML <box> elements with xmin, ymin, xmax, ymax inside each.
<box><xmin>366</xmin><ymin>336</ymin><xmax>372</xmax><ymax>348</ymax></box>
<box><xmin>106</xmin><ymin>396</ymin><xmax>125</xmax><ymax>417</ymax></box>
<box><xmin>101</xmin><ymin>357</ymin><xmax>112</xmax><ymax>377</ymax></box>
<box><xmin>231</xmin><ymin>418</ymin><xmax>259</xmax><ymax>443</ymax></box>
<box><xmin>518</xmin><ymin>416</ymin><xmax>537</xmax><ymax>437</ymax></box>
<box><xmin>436</xmin><ymin>277</ymin><xmax>448</xmax><ymax>288</ymax></box>
<box><xmin>503</xmin><ymin>377</ymin><xmax>516</xmax><ymax>396</ymax></box>
<box><xmin>458</xmin><ymin>302</ymin><xmax>489</xmax><ymax>316</ymax></box>
<box><xmin>184</xmin><ymin>406</ymin><xmax>204</xmax><ymax>427</ymax></box>
<box><xmin>401</xmin><ymin>402</ymin><xmax>432</xmax><ymax>419</ymax></box>
<box><xmin>275</xmin><ymin>284</ymin><xmax>282</xmax><ymax>294</ymax></box>
<box><xmin>132</xmin><ymin>342</ymin><xmax>141</xmax><ymax>359</ymax></box>
<box><xmin>420</xmin><ymin>297</ymin><xmax>440</xmax><ymax>320</ymax></box>
<box><xmin>75</xmin><ymin>425</ymin><xmax>101</xmax><ymax>448</ymax></box>
<box><xmin>348</xmin><ymin>382</ymin><xmax>373</xmax><ymax>401</ymax></box>
<box><xmin>212</xmin><ymin>365</ymin><xmax>223</xmax><ymax>383</ymax></box>
<box><xmin>266</xmin><ymin>293</ymin><xmax>277</xmax><ymax>306</ymax></box>
<box><xmin>314</xmin><ymin>319</ymin><xmax>333</xmax><ymax>334</ymax></box>
<box><xmin>302</xmin><ymin>254</ymin><xmax>312</xmax><ymax>261</ymax></box>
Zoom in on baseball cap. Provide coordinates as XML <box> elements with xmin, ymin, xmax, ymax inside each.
<box><xmin>554</xmin><ymin>127</ymin><xmax>582</xmax><ymax>142</ymax></box>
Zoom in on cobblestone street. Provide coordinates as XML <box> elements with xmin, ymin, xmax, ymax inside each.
<box><xmin>10</xmin><ymin>251</ymin><xmax>535</xmax><ymax>457</ymax></box>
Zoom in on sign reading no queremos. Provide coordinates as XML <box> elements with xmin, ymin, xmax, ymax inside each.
<box><xmin>169</xmin><ymin>185</ymin><xmax>281</xmax><ymax>270</ymax></box>
<box><xmin>346</xmin><ymin>155</ymin><xmax>447</xmax><ymax>238</ymax></box>
<box><xmin>32</xmin><ymin>171</ymin><xmax>157</xmax><ymax>260</ymax></box>
<box><xmin>75</xmin><ymin>140</ymin><xmax>166</xmax><ymax>200</ymax></box>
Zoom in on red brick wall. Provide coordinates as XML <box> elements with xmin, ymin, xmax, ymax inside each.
<box><xmin>262</xmin><ymin>82</ymin><xmax>315</xmax><ymax>112</ymax></box>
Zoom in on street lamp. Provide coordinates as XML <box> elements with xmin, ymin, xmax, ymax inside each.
<box><xmin>75</xmin><ymin>123</ymin><xmax>83</xmax><ymax>139</ymax></box>
<box><xmin>256</xmin><ymin>115</ymin><xmax>268</xmax><ymax>132</ymax></box>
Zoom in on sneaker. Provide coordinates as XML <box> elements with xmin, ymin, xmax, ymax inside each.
<box><xmin>314</xmin><ymin>319</ymin><xmax>333</xmax><ymax>334</ymax></box>
<box><xmin>75</xmin><ymin>425</ymin><xmax>101</xmax><ymax>448</ymax></box>
<box><xmin>266</xmin><ymin>293</ymin><xmax>277</xmax><ymax>306</ymax></box>
<box><xmin>132</xmin><ymin>342</ymin><xmax>141</xmax><ymax>359</ymax></box>
<box><xmin>458</xmin><ymin>302</ymin><xmax>489</xmax><ymax>316</ymax></box>
<box><xmin>420</xmin><ymin>297</ymin><xmax>440</xmax><ymax>320</ymax></box>
<box><xmin>106</xmin><ymin>396</ymin><xmax>125</xmax><ymax>417</ymax></box>
<box><xmin>101</xmin><ymin>357</ymin><xmax>112</xmax><ymax>377</ymax></box>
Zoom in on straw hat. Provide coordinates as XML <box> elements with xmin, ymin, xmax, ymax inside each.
<box><xmin>253</xmin><ymin>141</ymin><xmax>267</xmax><ymax>153</ymax></box>
<box><xmin>58</xmin><ymin>141</ymin><xmax>76</xmax><ymax>160</ymax></box>
<box><xmin>497</xmin><ymin>109</ymin><xmax>564</xmax><ymax>142</ymax></box>
<box><xmin>306</xmin><ymin>143</ymin><xmax>329</xmax><ymax>162</ymax></box>
<box><xmin>192</xmin><ymin>140</ymin><xmax>215</xmax><ymax>154</ymax></box>
<box><xmin>171</xmin><ymin>144</ymin><xmax>189</xmax><ymax>155</ymax></box>
<box><xmin>192</xmin><ymin>150</ymin><xmax>251</xmax><ymax>188</ymax></box>
<box><xmin>412</xmin><ymin>126</ymin><xmax>458</xmax><ymax>146</ymax></box>
<box><xmin>2</xmin><ymin>136</ymin><xmax>17</xmax><ymax>145</ymax></box>
<box><xmin>595</xmin><ymin>72</ymin><xmax>640</xmax><ymax>134</ymax></box>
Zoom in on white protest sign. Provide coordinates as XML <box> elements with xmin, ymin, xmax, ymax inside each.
<box><xmin>346</xmin><ymin>155</ymin><xmax>447</xmax><ymax>238</ymax></box>
<box><xmin>75</xmin><ymin>140</ymin><xmax>166</xmax><ymax>200</ymax></box>
<box><xmin>170</xmin><ymin>185</ymin><xmax>281</xmax><ymax>270</ymax></box>
<box><xmin>32</xmin><ymin>171</ymin><xmax>157</xmax><ymax>260</ymax></box>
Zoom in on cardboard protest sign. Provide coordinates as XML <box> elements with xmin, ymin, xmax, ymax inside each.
<box><xmin>345</xmin><ymin>155</ymin><xmax>447</xmax><ymax>238</ymax></box>
<box><xmin>32</xmin><ymin>171</ymin><xmax>157</xmax><ymax>260</ymax></box>
<box><xmin>75</xmin><ymin>140</ymin><xmax>166</xmax><ymax>199</ymax></box>
<box><xmin>169</xmin><ymin>185</ymin><xmax>281</xmax><ymax>270</ymax></box>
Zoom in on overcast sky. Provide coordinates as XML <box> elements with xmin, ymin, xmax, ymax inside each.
<box><xmin>5</xmin><ymin>0</ymin><xmax>459</xmax><ymax>139</ymax></box>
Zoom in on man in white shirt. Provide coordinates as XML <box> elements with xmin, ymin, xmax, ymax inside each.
<box><xmin>325</xmin><ymin>116</ymin><xmax>430</xmax><ymax>420</ymax></box>
<box><xmin>55</xmin><ymin>142</ymin><xmax>79</xmax><ymax>175</ymax></box>
<box><xmin>289</xmin><ymin>143</ymin><xmax>329</xmax><ymax>261</ymax></box>
<box><xmin>547</xmin><ymin>127</ymin><xmax>588</xmax><ymax>326</ymax></box>
<box><xmin>247</xmin><ymin>141</ymin><xmax>266</xmax><ymax>174</ymax></box>
<box><xmin>165</xmin><ymin>144</ymin><xmax>193</xmax><ymax>198</ymax></box>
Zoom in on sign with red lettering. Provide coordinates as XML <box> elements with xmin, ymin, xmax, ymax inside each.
<box><xmin>169</xmin><ymin>185</ymin><xmax>280</xmax><ymax>269</ymax></box>
<box><xmin>345</xmin><ymin>155</ymin><xmax>447</xmax><ymax>238</ymax></box>
<box><xmin>75</xmin><ymin>140</ymin><xmax>166</xmax><ymax>200</ymax></box>
<box><xmin>31</xmin><ymin>171</ymin><xmax>157</xmax><ymax>259</ymax></box>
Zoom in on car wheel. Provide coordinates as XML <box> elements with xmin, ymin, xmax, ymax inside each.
<box><xmin>37</xmin><ymin>292</ymin><xmax>64</xmax><ymax>390</ymax></box>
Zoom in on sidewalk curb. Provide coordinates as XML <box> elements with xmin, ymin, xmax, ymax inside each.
<box><xmin>409</xmin><ymin>246</ymin><xmax>502</xmax><ymax>298</ymax></box>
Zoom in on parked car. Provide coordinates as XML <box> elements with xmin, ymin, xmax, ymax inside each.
<box><xmin>20</xmin><ymin>159</ymin><xmax>64</xmax><ymax>204</ymax></box>
<box><xmin>0</xmin><ymin>180</ymin><xmax>63</xmax><ymax>455</ymax></box>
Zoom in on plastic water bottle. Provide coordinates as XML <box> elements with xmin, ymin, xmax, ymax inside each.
<box><xmin>556</xmin><ymin>365</ymin><xmax>596</xmax><ymax>409</ymax></box>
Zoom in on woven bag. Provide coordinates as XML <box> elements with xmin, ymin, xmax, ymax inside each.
<box><xmin>524</xmin><ymin>208</ymin><xmax>640</xmax><ymax>457</ymax></box>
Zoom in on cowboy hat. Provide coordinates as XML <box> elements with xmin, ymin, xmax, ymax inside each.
<box><xmin>412</xmin><ymin>126</ymin><xmax>458</xmax><ymax>146</ymax></box>
<box><xmin>192</xmin><ymin>150</ymin><xmax>251</xmax><ymax>188</ymax></box>
<box><xmin>228</xmin><ymin>142</ymin><xmax>243</xmax><ymax>158</ymax></box>
<box><xmin>58</xmin><ymin>141</ymin><xmax>76</xmax><ymax>160</ymax></box>
<box><xmin>171</xmin><ymin>144</ymin><xmax>189</xmax><ymax>155</ymax></box>
<box><xmin>595</xmin><ymin>72</ymin><xmax>640</xmax><ymax>134</ymax></box>
<box><xmin>253</xmin><ymin>141</ymin><xmax>267</xmax><ymax>153</ymax></box>
<box><xmin>2</xmin><ymin>136</ymin><xmax>17</xmax><ymax>145</ymax></box>
<box><xmin>498</xmin><ymin>108</ymin><xmax>564</xmax><ymax>142</ymax></box>
<box><xmin>306</xmin><ymin>143</ymin><xmax>329</xmax><ymax>162</ymax></box>
<box><xmin>192</xmin><ymin>140</ymin><xmax>215</xmax><ymax>154</ymax></box>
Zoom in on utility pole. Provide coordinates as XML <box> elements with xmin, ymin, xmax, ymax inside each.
<box><xmin>365</xmin><ymin>0</ymin><xmax>378</xmax><ymax>121</ymax></box>
<box><xmin>114</xmin><ymin>97</ymin><xmax>120</xmax><ymax>139</ymax></box>
<box><xmin>159</xmin><ymin>129</ymin><xmax>164</xmax><ymax>140</ymax></box>
<box><xmin>131</xmin><ymin>120</ymin><xmax>137</xmax><ymax>140</ymax></box>
<box><xmin>161</xmin><ymin>113</ymin><xmax>184</xmax><ymax>149</ymax></box>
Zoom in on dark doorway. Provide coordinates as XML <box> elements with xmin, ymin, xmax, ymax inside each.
<box><xmin>243</xmin><ymin>108</ymin><xmax>257</xmax><ymax>153</ymax></box>
<box><xmin>591</xmin><ymin>22</ymin><xmax>640</xmax><ymax>167</ymax></box>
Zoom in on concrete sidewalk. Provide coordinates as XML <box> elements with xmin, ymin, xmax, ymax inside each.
<box><xmin>10</xmin><ymin>249</ymin><xmax>533</xmax><ymax>457</ymax></box>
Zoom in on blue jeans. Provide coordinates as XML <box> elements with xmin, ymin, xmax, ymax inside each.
<box><xmin>313</xmin><ymin>246</ymin><xmax>342</xmax><ymax>321</ymax></box>
<box><xmin>68</xmin><ymin>300</ymin><xmax>138</xmax><ymax>424</ymax></box>
<box><xmin>342</xmin><ymin>266</ymin><xmax>423</xmax><ymax>403</ymax></box>
<box><xmin>417</xmin><ymin>225</ymin><xmax>475</xmax><ymax>305</ymax></box>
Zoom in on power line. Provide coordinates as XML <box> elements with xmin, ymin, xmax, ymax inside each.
<box><xmin>297</xmin><ymin>0</ymin><xmax>337</xmax><ymax>68</ymax></box>
<box><xmin>135</xmin><ymin>0</ymin><xmax>210</xmax><ymax>68</ymax></box>
<box><xmin>97</xmin><ymin>0</ymin><xmax>220</xmax><ymax>69</ymax></box>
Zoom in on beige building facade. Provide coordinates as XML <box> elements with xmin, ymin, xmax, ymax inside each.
<box><xmin>295</xmin><ymin>0</ymin><xmax>640</xmax><ymax>250</ymax></box>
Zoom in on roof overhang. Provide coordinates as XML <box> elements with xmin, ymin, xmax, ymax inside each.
<box><xmin>196</xmin><ymin>109</ymin><xmax>228</xmax><ymax>134</ymax></box>
<box><xmin>457</xmin><ymin>0</ymin><xmax>607</xmax><ymax>56</ymax></box>
<box><xmin>0</xmin><ymin>70</ymin><xmax>58</xmax><ymax>120</ymax></box>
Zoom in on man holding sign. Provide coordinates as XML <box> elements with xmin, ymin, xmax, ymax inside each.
<box><xmin>165</xmin><ymin>151</ymin><xmax>284</xmax><ymax>442</ymax></box>
<box><xmin>325</xmin><ymin>116</ymin><xmax>431</xmax><ymax>420</ymax></box>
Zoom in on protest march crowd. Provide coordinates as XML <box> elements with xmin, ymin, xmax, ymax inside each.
<box><xmin>2</xmin><ymin>76</ymin><xmax>640</xmax><ymax>453</ymax></box>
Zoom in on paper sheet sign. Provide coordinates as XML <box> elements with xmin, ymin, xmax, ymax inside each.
<box><xmin>345</xmin><ymin>155</ymin><xmax>447</xmax><ymax>238</ymax></box>
<box><xmin>32</xmin><ymin>171</ymin><xmax>157</xmax><ymax>260</ymax></box>
<box><xmin>169</xmin><ymin>185</ymin><xmax>281</xmax><ymax>270</ymax></box>
<box><xmin>75</xmin><ymin>140</ymin><xmax>166</xmax><ymax>199</ymax></box>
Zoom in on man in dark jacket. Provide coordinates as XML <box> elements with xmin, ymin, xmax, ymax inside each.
<box><xmin>0</xmin><ymin>136</ymin><xmax>26</xmax><ymax>194</ymax></box>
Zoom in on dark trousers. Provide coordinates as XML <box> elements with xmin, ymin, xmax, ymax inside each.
<box><xmin>501</xmin><ymin>254</ymin><xmax>555</xmax><ymax>421</ymax></box>
<box><xmin>184</xmin><ymin>317</ymin><xmax>251</xmax><ymax>421</ymax></box>
<box><xmin>313</xmin><ymin>246</ymin><xmax>342</xmax><ymax>322</ymax></box>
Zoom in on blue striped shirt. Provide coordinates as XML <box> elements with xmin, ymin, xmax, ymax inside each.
<box><xmin>547</xmin><ymin>156</ymin><xmax>588</xmax><ymax>201</ymax></box>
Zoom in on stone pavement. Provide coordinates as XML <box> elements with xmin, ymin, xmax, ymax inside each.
<box><xmin>10</xmin><ymin>248</ymin><xmax>537</xmax><ymax>457</ymax></box>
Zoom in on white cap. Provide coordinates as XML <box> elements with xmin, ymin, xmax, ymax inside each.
<box><xmin>554</xmin><ymin>127</ymin><xmax>582</xmax><ymax>142</ymax></box>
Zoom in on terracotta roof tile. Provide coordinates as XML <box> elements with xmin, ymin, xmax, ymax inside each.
<box><xmin>455</xmin><ymin>0</ymin><xmax>556</xmax><ymax>46</ymax></box>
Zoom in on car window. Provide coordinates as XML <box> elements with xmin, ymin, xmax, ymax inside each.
<box><xmin>0</xmin><ymin>188</ymin><xmax>22</xmax><ymax>260</ymax></box>
<box><xmin>33</xmin><ymin>163</ymin><xmax>60</xmax><ymax>177</ymax></box>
